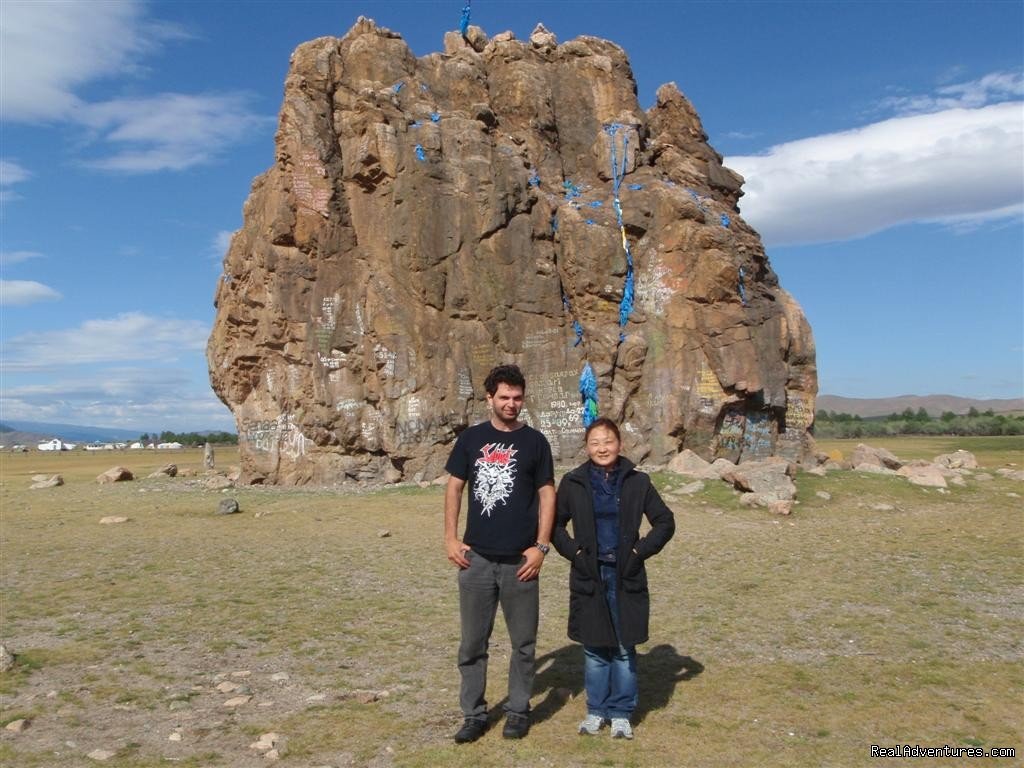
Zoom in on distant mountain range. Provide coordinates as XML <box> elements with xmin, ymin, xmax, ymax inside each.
<box><xmin>815</xmin><ymin>395</ymin><xmax>1024</xmax><ymax>418</ymax></box>
<box><xmin>2</xmin><ymin>396</ymin><xmax>1022</xmax><ymax>445</ymax></box>
<box><xmin>0</xmin><ymin>420</ymin><xmax>159</xmax><ymax>444</ymax></box>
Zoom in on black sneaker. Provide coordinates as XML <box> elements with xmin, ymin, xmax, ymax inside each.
<box><xmin>453</xmin><ymin>718</ymin><xmax>487</xmax><ymax>743</ymax></box>
<box><xmin>502</xmin><ymin>712</ymin><xmax>530</xmax><ymax>739</ymax></box>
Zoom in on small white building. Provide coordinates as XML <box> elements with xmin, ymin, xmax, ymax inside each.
<box><xmin>129</xmin><ymin>442</ymin><xmax>144</xmax><ymax>450</ymax></box>
<box><xmin>157</xmin><ymin>442</ymin><xmax>183</xmax><ymax>450</ymax></box>
<box><xmin>38</xmin><ymin>438</ymin><xmax>74</xmax><ymax>451</ymax></box>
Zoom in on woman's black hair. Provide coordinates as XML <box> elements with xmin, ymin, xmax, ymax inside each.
<box><xmin>584</xmin><ymin>416</ymin><xmax>620</xmax><ymax>442</ymax></box>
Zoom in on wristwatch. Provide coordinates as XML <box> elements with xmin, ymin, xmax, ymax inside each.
<box><xmin>534</xmin><ymin>542</ymin><xmax>550</xmax><ymax>555</ymax></box>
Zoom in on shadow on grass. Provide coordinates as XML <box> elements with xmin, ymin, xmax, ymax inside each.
<box><xmin>500</xmin><ymin>642</ymin><xmax>703</xmax><ymax>726</ymax></box>
<box><xmin>635</xmin><ymin>644</ymin><xmax>704</xmax><ymax>724</ymax></box>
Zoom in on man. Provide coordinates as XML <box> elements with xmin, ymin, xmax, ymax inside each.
<box><xmin>444</xmin><ymin>364</ymin><xmax>556</xmax><ymax>742</ymax></box>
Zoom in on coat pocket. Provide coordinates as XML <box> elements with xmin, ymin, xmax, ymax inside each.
<box><xmin>621</xmin><ymin>568</ymin><xmax>649</xmax><ymax>594</ymax></box>
<box><xmin>569</xmin><ymin>570</ymin><xmax>596</xmax><ymax>595</ymax></box>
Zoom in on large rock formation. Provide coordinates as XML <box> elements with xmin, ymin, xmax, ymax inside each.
<box><xmin>207</xmin><ymin>18</ymin><xmax>817</xmax><ymax>485</ymax></box>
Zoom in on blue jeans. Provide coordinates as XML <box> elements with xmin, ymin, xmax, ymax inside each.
<box><xmin>457</xmin><ymin>550</ymin><xmax>539</xmax><ymax>720</ymax></box>
<box><xmin>583</xmin><ymin>563</ymin><xmax>638</xmax><ymax>719</ymax></box>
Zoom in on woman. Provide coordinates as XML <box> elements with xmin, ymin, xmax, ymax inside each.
<box><xmin>553</xmin><ymin>417</ymin><xmax>675</xmax><ymax>740</ymax></box>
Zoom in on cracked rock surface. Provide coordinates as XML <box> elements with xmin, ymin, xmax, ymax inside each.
<box><xmin>208</xmin><ymin>17</ymin><xmax>817</xmax><ymax>484</ymax></box>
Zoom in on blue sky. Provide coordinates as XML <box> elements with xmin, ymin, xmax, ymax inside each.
<box><xmin>1</xmin><ymin>0</ymin><xmax>1022</xmax><ymax>432</ymax></box>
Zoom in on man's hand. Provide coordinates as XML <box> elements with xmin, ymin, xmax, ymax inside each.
<box><xmin>516</xmin><ymin>546</ymin><xmax>545</xmax><ymax>581</ymax></box>
<box><xmin>447</xmin><ymin>538</ymin><xmax>471</xmax><ymax>569</ymax></box>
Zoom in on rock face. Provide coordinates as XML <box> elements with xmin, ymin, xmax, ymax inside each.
<box><xmin>207</xmin><ymin>18</ymin><xmax>818</xmax><ymax>484</ymax></box>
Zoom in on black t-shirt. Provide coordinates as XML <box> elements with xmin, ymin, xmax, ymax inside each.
<box><xmin>446</xmin><ymin>421</ymin><xmax>555</xmax><ymax>557</ymax></box>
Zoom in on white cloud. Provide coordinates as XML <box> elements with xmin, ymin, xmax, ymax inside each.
<box><xmin>1</xmin><ymin>2</ymin><xmax>269</xmax><ymax>172</ymax></box>
<box><xmin>0</xmin><ymin>250</ymin><xmax>44</xmax><ymax>267</ymax></box>
<box><xmin>0</xmin><ymin>0</ymin><xmax>187</xmax><ymax>122</ymax></box>
<box><xmin>927</xmin><ymin>202</ymin><xmax>1024</xmax><ymax>234</ymax></box>
<box><xmin>727</xmin><ymin>102</ymin><xmax>1024</xmax><ymax>246</ymax></box>
<box><xmin>0</xmin><ymin>159</ymin><xmax>31</xmax><ymax>202</ymax></box>
<box><xmin>881</xmin><ymin>71</ymin><xmax>1023</xmax><ymax>115</ymax></box>
<box><xmin>1</xmin><ymin>312</ymin><xmax>208</xmax><ymax>370</ymax></box>
<box><xmin>0</xmin><ymin>280</ymin><xmax>62</xmax><ymax>306</ymax></box>
<box><xmin>0</xmin><ymin>368</ymin><xmax>234</xmax><ymax>431</ymax></box>
<box><xmin>210</xmin><ymin>230</ymin><xmax>235</xmax><ymax>261</ymax></box>
<box><xmin>76</xmin><ymin>93</ymin><xmax>273</xmax><ymax>172</ymax></box>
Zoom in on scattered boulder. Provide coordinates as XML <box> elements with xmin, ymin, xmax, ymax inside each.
<box><xmin>667</xmin><ymin>449</ymin><xmax>720</xmax><ymax>479</ymax></box>
<box><xmin>933</xmin><ymin>450</ymin><xmax>978</xmax><ymax>469</ymax></box>
<box><xmin>217</xmin><ymin>498</ymin><xmax>241</xmax><ymax>515</ymax></box>
<box><xmin>99</xmin><ymin>516</ymin><xmax>129</xmax><ymax>524</ymax></box>
<box><xmin>739</xmin><ymin>493</ymin><xmax>793</xmax><ymax>515</ymax></box>
<box><xmin>250</xmin><ymin>732</ymin><xmax>285</xmax><ymax>756</ymax></box>
<box><xmin>97</xmin><ymin>466</ymin><xmax>133</xmax><ymax>484</ymax></box>
<box><xmin>5</xmin><ymin>718</ymin><xmax>29</xmax><ymax>733</ymax></box>
<box><xmin>30</xmin><ymin>474</ymin><xmax>63</xmax><ymax>489</ymax></box>
<box><xmin>204</xmin><ymin>475</ymin><xmax>234</xmax><ymax>490</ymax></box>
<box><xmin>675</xmin><ymin>480</ymin><xmax>706</xmax><ymax>495</ymax></box>
<box><xmin>897</xmin><ymin>463</ymin><xmax>948</xmax><ymax>488</ymax></box>
<box><xmin>851</xmin><ymin>443</ymin><xmax>903</xmax><ymax>471</ymax></box>
<box><xmin>87</xmin><ymin>750</ymin><xmax>116</xmax><ymax>762</ymax></box>
<box><xmin>148</xmin><ymin>464</ymin><xmax>177</xmax><ymax>478</ymax></box>
<box><xmin>853</xmin><ymin>463</ymin><xmax>898</xmax><ymax>476</ymax></box>
<box><xmin>722</xmin><ymin>458</ymin><xmax>797</xmax><ymax>502</ymax></box>
<box><xmin>996</xmin><ymin>468</ymin><xmax>1024</xmax><ymax>482</ymax></box>
<box><xmin>709</xmin><ymin>458</ymin><xmax>738</xmax><ymax>478</ymax></box>
<box><xmin>815</xmin><ymin>491</ymin><xmax>832</xmax><ymax>500</ymax></box>
<box><xmin>222</xmin><ymin>695</ymin><xmax>252</xmax><ymax>708</ymax></box>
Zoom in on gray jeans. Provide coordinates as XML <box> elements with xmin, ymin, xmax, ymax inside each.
<box><xmin>457</xmin><ymin>549</ymin><xmax>539</xmax><ymax>719</ymax></box>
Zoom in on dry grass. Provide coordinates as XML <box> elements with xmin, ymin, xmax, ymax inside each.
<box><xmin>1</xmin><ymin>439</ymin><xmax>1021</xmax><ymax>767</ymax></box>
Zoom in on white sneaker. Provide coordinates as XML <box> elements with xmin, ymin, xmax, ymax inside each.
<box><xmin>610</xmin><ymin>717</ymin><xmax>633</xmax><ymax>739</ymax></box>
<box><xmin>578</xmin><ymin>713</ymin><xmax>604</xmax><ymax>735</ymax></box>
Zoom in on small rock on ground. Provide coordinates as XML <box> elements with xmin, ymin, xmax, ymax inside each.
<box><xmin>30</xmin><ymin>474</ymin><xmax>63</xmax><ymax>489</ymax></box>
<box><xmin>0</xmin><ymin>643</ymin><xmax>15</xmax><ymax>672</ymax></box>
<box><xmin>96</xmin><ymin>466</ymin><xmax>133</xmax><ymax>484</ymax></box>
<box><xmin>217</xmin><ymin>498</ymin><xmax>240</xmax><ymax>515</ymax></box>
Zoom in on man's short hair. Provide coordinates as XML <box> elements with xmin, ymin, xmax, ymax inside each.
<box><xmin>484</xmin><ymin>364</ymin><xmax>526</xmax><ymax>396</ymax></box>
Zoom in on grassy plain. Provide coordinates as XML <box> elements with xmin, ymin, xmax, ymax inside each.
<box><xmin>1</xmin><ymin>438</ymin><xmax>1021</xmax><ymax>767</ymax></box>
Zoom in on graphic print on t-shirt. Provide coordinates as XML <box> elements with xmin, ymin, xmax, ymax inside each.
<box><xmin>473</xmin><ymin>443</ymin><xmax>518</xmax><ymax>516</ymax></box>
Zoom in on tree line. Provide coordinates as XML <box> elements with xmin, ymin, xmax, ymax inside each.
<box><xmin>813</xmin><ymin>408</ymin><xmax>1024</xmax><ymax>438</ymax></box>
<box><xmin>139</xmin><ymin>431</ymin><xmax>239</xmax><ymax>446</ymax></box>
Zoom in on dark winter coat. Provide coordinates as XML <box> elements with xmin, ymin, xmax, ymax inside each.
<box><xmin>553</xmin><ymin>457</ymin><xmax>675</xmax><ymax>647</ymax></box>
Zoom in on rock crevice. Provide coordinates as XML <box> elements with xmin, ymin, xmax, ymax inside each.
<box><xmin>208</xmin><ymin>18</ymin><xmax>818</xmax><ymax>484</ymax></box>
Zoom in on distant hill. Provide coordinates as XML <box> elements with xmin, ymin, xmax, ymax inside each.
<box><xmin>0</xmin><ymin>421</ymin><xmax>155</xmax><ymax>443</ymax></box>
<box><xmin>816</xmin><ymin>395</ymin><xmax>1024</xmax><ymax>419</ymax></box>
<box><xmin>0</xmin><ymin>425</ymin><xmax>51</xmax><ymax>447</ymax></box>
